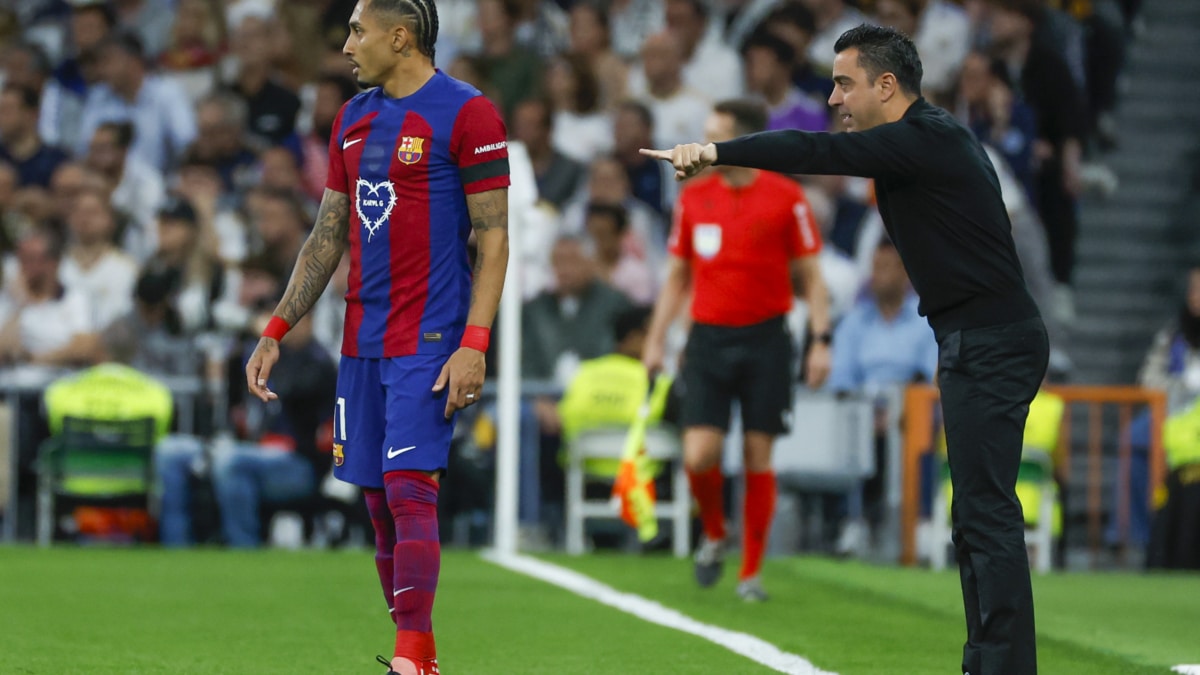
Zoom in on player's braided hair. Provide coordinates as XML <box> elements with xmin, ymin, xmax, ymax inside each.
<box><xmin>369</xmin><ymin>0</ymin><xmax>440</xmax><ymax>63</ymax></box>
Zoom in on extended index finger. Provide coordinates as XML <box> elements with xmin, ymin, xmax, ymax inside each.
<box><xmin>639</xmin><ymin>148</ymin><xmax>673</xmax><ymax>161</ymax></box>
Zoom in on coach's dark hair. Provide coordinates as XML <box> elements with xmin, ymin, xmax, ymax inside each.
<box><xmin>833</xmin><ymin>24</ymin><xmax>923</xmax><ymax>97</ymax></box>
<box><xmin>713</xmin><ymin>99</ymin><xmax>769</xmax><ymax>136</ymax></box>
<box><xmin>367</xmin><ymin>0</ymin><xmax>440</xmax><ymax>63</ymax></box>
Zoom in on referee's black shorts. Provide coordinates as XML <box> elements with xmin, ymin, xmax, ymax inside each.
<box><xmin>680</xmin><ymin>315</ymin><xmax>794</xmax><ymax>436</ymax></box>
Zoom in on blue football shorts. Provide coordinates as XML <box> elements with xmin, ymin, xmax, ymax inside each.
<box><xmin>332</xmin><ymin>354</ymin><xmax>456</xmax><ymax>489</ymax></box>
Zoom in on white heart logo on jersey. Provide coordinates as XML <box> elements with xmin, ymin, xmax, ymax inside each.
<box><xmin>355</xmin><ymin>178</ymin><xmax>397</xmax><ymax>242</ymax></box>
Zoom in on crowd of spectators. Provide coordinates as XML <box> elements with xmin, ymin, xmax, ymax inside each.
<box><xmin>0</xmin><ymin>0</ymin><xmax>1143</xmax><ymax>546</ymax></box>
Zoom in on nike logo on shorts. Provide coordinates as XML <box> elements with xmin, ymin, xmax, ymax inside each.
<box><xmin>387</xmin><ymin>445</ymin><xmax>416</xmax><ymax>459</ymax></box>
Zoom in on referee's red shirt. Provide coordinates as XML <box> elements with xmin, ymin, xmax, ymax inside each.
<box><xmin>669</xmin><ymin>171</ymin><xmax>822</xmax><ymax>327</ymax></box>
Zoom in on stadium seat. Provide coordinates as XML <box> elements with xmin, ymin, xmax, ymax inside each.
<box><xmin>36</xmin><ymin>416</ymin><xmax>157</xmax><ymax>546</ymax></box>
<box><xmin>928</xmin><ymin>448</ymin><xmax>1058</xmax><ymax>574</ymax></box>
<box><xmin>564</xmin><ymin>426</ymin><xmax>689</xmax><ymax>557</ymax></box>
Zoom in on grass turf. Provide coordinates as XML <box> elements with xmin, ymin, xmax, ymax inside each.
<box><xmin>550</xmin><ymin>552</ymin><xmax>1200</xmax><ymax>674</ymax></box>
<box><xmin>0</xmin><ymin>546</ymin><xmax>1195</xmax><ymax>674</ymax></box>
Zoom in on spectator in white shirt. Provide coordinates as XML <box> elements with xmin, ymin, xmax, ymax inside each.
<box><xmin>59</xmin><ymin>186</ymin><xmax>139</xmax><ymax>332</ymax></box>
<box><xmin>664</xmin><ymin>0</ymin><xmax>744</xmax><ymax>101</ymax></box>
<box><xmin>78</xmin><ymin>31</ymin><xmax>197</xmax><ymax>172</ymax></box>
<box><xmin>546</xmin><ymin>54</ymin><xmax>613</xmax><ymax>164</ymax></box>
<box><xmin>626</xmin><ymin>31</ymin><xmax>710</xmax><ymax>150</ymax></box>
<box><xmin>0</xmin><ymin>228</ymin><xmax>96</xmax><ymax>368</ymax></box>
<box><xmin>84</xmin><ymin>120</ymin><xmax>164</xmax><ymax>260</ymax></box>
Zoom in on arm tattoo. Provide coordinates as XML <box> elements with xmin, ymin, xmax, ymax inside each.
<box><xmin>465</xmin><ymin>188</ymin><xmax>509</xmax><ymax>320</ymax></box>
<box><xmin>278</xmin><ymin>189</ymin><xmax>350</xmax><ymax>325</ymax></box>
<box><xmin>467</xmin><ymin>188</ymin><xmax>508</xmax><ymax>233</ymax></box>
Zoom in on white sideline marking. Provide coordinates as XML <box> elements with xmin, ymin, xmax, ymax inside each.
<box><xmin>482</xmin><ymin>551</ymin><xmax>837</xmax><ymax>675</ymax></box>
<box><xmin>1172</xmin><ymin>666</ymin><xmax>1200</xmax><ymax>674</ymax></box>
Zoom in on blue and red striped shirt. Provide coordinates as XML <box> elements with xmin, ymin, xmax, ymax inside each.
<box><xmin>327</xmin><ymin>71</ymin><xmax>509</xmax><ymax>358</ymax></box>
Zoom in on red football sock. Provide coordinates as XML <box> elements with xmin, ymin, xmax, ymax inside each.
<box><xmin>687</xmin><ymin>464</ymin><xmax>726</xmax><ymax>541</ymax></box>
<box><xmin>364</xmin><ymin>488</ymin><xmax>397</xmax><ymax>624</ymax></box>
<box><xmin>385</xmin><ymin>470</ymin><xmax>440</xmax><ymax>663</ymax></box>
<box><xmin>740</xmin><ymin>471</ymin><xmax>777</xmax><ymax>580</ymax></box>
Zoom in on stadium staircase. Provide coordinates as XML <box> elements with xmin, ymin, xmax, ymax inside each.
<box><xmin>1071</xmin><ymin>0</ymin><xmax>1200</xmax><ymax>386</ymax></box>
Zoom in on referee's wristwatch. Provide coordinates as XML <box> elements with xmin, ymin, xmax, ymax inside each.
<box><xmin>813</xmin><ymin>331</ymin><xmax>833</xmax><ymax>346</ymax></box>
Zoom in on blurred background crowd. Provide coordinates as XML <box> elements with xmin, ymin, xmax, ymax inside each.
<box><xmin>5</xmin><ymin>0</ymin><xmax>1197</xmax><ymax>563</ymax></box>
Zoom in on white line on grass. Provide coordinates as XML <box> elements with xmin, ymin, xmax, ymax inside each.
<box><xmin>481</xmin><ymin>550</ymin><xmax>838</xmax><ymax>675</ymax></box>
<box><xmin>1172</xmin><ymin>666</ymin><xmax>1200</xmax><ymax>674</ymax></box>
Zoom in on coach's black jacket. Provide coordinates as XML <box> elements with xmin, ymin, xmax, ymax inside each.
<box><xmin>715</xmin><ymin>97</ymin><xmax>1040</xmax><ymax>341</ymax></box>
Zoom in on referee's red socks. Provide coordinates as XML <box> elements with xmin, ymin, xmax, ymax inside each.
<box><xmin>384</xmin><ymin>470</ymin><xmax>441</xmax><ymax>665</ymax></box>
<box><xmin>740</xmin><ymin>471</ymin><xmax>777</xmax><ymax>581</ymax></box>
<box><xmin>687</xmin><ymin>464</ymin><xmax>727</xmax><ymax>541</ymax></box>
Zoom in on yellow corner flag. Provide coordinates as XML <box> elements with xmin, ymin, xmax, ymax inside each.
<box><xmin>612</xmin><ymin>375</ymin><xmax>672</xmax><ymax>542</ymax></box>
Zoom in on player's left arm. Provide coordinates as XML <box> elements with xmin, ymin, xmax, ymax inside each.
<box><xmin>465</xmin><ymin>188</ymin><xmax>509</xmax><ymax>332</ymax></box>
<box><xmin>792</xmin><ymin>254</ymin><xmax>831</xmax><ymax>389</ymax></box>
<box><xmin>433</xmin><ymin>188</ymin><xmax>509</xmax><ymax>418</ymax></box>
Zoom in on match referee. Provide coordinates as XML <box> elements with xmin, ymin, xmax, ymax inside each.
<box><xmin>643</xmin><ymin>24</ymin><xmax>1047</xmax><ymax>675</ymax></box>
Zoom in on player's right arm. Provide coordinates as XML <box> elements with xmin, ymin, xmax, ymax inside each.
<box><xmin>246</xmin><ymin>188</ymin><xmax>350</xmax><ymax>402</ymax></box>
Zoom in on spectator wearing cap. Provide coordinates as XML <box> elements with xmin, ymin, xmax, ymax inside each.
<box><xmin>60</xmin><ymin>185</ymin><xmax>139</xmax><ymax>331</ymax></box>
<box><xmin>145</xmin><ymin>196</ymin><xmax>232</xmax><ymax>333</ymax></box>
<box><xmin>741</xmin><ymin>31</ymin><xmax>829</xmax><ymax>133</ymax></box>
<box><xmin>85</xmin><ymin>120</ymin><xmax>165</xmax><ymax>259</ymax></box>
<box><xmin>78</xmin><ymin>30</ymin><xmax>198</xmax><ymax>171</ymax></box>
<box><xmin>0</xmin><ymin>83</ymin><xmax>69</xmax><ymax>188</ymax></box>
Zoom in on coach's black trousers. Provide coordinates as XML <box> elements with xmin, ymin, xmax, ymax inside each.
<box><xmin>937</xmin><ymin>317</ymin><xmax>1048</xmax><ymax>675</ymax></box>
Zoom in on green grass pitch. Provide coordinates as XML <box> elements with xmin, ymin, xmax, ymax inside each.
<box><xmin>0</xmin><ymin>547</ymin><xmax>1195</xmax><ymax>673</ymax></box>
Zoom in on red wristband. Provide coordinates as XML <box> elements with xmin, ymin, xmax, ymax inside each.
<box><xmin>262</xmin><ymin>316</ymin><xmax>291</xmax><ymax>342</ymax></box>
<box><xmin>460</xmin><ymin>325</ymin><xmax>490</xmax><ymax>352</ymax></box>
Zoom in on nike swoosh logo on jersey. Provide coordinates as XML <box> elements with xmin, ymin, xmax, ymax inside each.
<box><xmin>387</xmin><ymin>445</ymin><xmax>416</xmax><ymax>459</ymax></box>
<box><xmin>343</xmin><ymin>137</ymin><xmax>363</xmax><ymax>149</ymax></box>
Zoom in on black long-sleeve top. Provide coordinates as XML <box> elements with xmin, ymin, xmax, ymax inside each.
<box><xmin>715</xmin><ymin>97</ymin><xmax>1039</xmax><ymax>340</ymax></box>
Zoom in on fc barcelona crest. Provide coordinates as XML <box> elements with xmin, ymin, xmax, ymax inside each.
<box><xmin>397</xmin><ymin>136</ymin><xmax>424</xmax><ymax>165</ymax></box>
